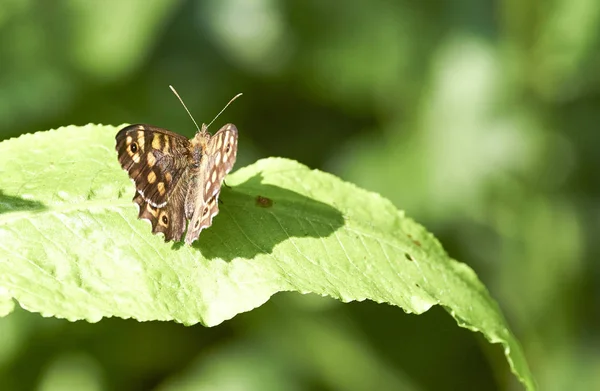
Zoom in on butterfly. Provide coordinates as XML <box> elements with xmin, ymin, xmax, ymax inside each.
<box><xmin>115</xmin><ymin>88</ymin><xmax>240</xmax><ymax>245</ymax></box>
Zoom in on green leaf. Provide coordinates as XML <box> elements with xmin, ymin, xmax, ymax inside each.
<box><xmin>0</xmin><ymin>125</ymin><xmax>535</xmax><ymax>390</ymax></box>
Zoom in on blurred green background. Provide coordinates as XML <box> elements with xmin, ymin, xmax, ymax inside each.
<box><xmin>1</xmin><ymin>0</ymin><xmax>599</xmax><ymax>389</ymax></box>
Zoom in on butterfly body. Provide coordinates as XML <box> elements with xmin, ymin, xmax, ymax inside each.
<box><xmin>115</xmin><ymin>123</ymin><xmax>238</xmax><ymax>245</ymax></box>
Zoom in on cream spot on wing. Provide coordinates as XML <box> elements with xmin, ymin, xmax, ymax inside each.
<box><xmin>147</xmin><ymin>151</ymin><xmax>156</xmax><ymax>166</ymax></box>
<box><xmin>205</xmin><ymin>180</ymin><xmax>211</xmax><ymax>194</ymax></box>
<box><xmin>132</xmin><ymin>153</ymin><xmax>141</xmax><ymax>163</ymax></box>
<box><xmin>211</xmin><ymin>170</ymin><xmax>217</xmax><ymax>182</ymax></box>
<box><xmin>157</xmin><ymin>182</ymin><xmax>165</xmax><ymax>195</ymax></box>
<box><xmin>165</xmin><ymin>172</ymin><xmax>172</xmax><ymax>183</ymax></box>
<box><xmin>147</xmin><ymin>171</ymin><xmax>157</xmax><ymax>184</ymax></box>
<box><xmin>137</xmin><ymin>131</ymin><xmax>145</xmax><ymax>151</ymax></box>
<box><xmin>215</xmin><ymin>151</ymin><xmax>221</xmax><ymax>164</ymax></box>
<box><xmin>152</xmin><ymin>133</ymin><xmax>161</xmax><ymax>149</ymax></box>
<box><xmin>222</xmin><ymin>151</ymin><xmax>228</xmax><ymax>163</ymax></box>
<box><xmin>146</xmin><ymin>204</ymin><xmax>159</xmax><ymax>218</ymax></box>
<box><xmin>215</xmin><ymin>135</ymin><xmax>223</xmax><ymax>150</ymax></box>
<box><xmin>163</xmin><ymin>136</ymin><xmax>170</xmax><ymax>153</ymax></box>
<box><xmin>126</xmin><ymin>135</ymin><xmax>133</xmax><ymax>145</ymax></box>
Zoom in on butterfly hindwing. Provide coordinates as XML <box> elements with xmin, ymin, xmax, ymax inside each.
<box><xmin>115</xmin><ymin>124</ymin><xmax>191</xmax><ymax>208</ymax></box>
<box><xmin>133</xmin><ymin>184</ymin><xmax>187</xmax><ymax>242</ymax></box>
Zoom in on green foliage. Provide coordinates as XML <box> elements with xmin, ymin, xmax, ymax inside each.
<box><xmin>0</xmin><ymin>125</ymin><xmax>534</xmax><ymax>389</ymax></box>
<box><xmin>2</xmin><ymin>0</ymin><xmax>600</xmax><ymax>389</ymax></box>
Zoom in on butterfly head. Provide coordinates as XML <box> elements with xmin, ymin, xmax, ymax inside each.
<box><xmin>191</xmin><ymin>126</ymin><xmax>211</xmax><ymax>152</ymax></box>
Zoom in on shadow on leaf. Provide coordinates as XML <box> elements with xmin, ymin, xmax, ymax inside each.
<box><xmin>0</xmin><ymin>190</ymin><xmax>46</xmax><ymax>214</ymax></box>
<box><xmin>194</xmin><ymin>173</ymin><xmax>344</xmax><ymax>261</ymax></box>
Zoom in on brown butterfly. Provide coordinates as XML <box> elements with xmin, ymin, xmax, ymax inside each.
<box><xmin>115</xmin><ymin>88</ymin><xmax>239</xmax><ymax>245</ymax></box>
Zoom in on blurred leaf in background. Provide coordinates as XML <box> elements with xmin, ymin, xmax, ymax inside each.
<box><xmin>1</xmin><ymin>0</ymin><xmax>599</xmax><ymax>390</ymax></box>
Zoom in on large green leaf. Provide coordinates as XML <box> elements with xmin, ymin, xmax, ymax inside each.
<box><xmin>0</xmin><ymin>125</ymin><xmax>535</xmax><ymax>390</ymax></box>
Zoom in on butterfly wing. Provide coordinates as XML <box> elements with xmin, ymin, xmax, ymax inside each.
<box><xmin>116</xmin><ymin>124</ymin><xmax>192</xmax><ymax>242</ymax></box>
<box><xmin>115</xmin><ymin>124</ymin><xmax>191</xmax><ymax>208</ymax></box>
<box><xmin>184</xmin><ymin>124</ymin><xmax>238</xmax><ymax>245</ymax></box>
<box><xmin>132</xmin><ymin>180</ymin><xmax>188</xmax><ymax>242</ymax></box>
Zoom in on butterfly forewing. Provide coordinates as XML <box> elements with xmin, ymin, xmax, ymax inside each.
<box><xmin>115</xmin><ymin>124</ymin><xmax>191</xmax><ymax>208</ymax></box>
<box><xmin>184</xmin><ymin>124</ymin><xmax>238</xmax><ymax>245</ymax></box>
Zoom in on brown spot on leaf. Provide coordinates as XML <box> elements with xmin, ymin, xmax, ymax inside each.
<box><xmin>407</xmin><ymin>234</ymin><xmax>422</xmax><ymax>247</ymax></box>
<box><xmin>256</xmin><ymin>195</ymin><xmax>273</xmax><ymax>208</ymax></box>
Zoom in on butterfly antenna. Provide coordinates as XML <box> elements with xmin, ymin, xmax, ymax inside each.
<box><xmin>169</xmin><ymin>85</ymin><xmax>201</xmax><ymax>133</ymax></box>
<box><xmin>206</xmin><ymin>92</ymin><xmax>243</xmax><ymax>129</ymax></box>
